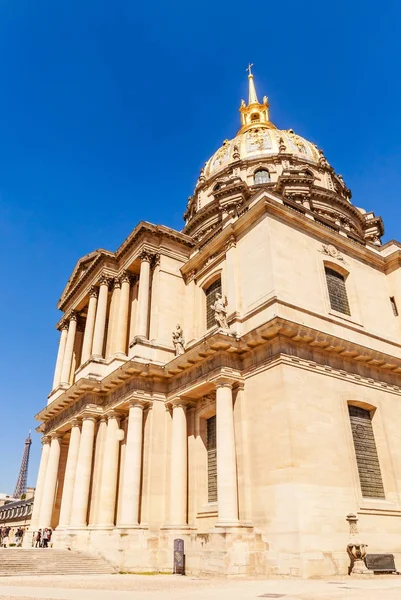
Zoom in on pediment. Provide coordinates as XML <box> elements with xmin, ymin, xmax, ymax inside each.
<box><xmin>58</xmin><ymin>251</ymin><xmax>103</xmax><ymax>307</ymax></box>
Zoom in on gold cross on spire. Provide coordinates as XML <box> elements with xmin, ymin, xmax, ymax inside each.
<box><xmin>246</xmin><ymin>63</ymin><xmax>254</xmax><ymax>76</ymax></box>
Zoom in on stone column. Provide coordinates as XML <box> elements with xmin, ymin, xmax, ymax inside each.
<box><xmin>58</xmin><ymin>420</ymin><xmax>81</xmax><ymax>528</ymax></box>
<box><xmin>106</xmin><ymin>278</ymin><xmax>121</xmax><ymax>357</ymax></box>
<box><xmin>30</xmin><ymin>437</ymin><xmax>51</xmax><ymax>531</ymax></box>
<box><xmin>89</xmin><ymin>417</ymin><xmax>107</xmax><ymax>525</ymax></box>
<box><xmin>81</xmin><ymin>287</ymin><xmax>98</xmax><ymax>364</ymax></box>
<box><xmin>91</xmin><ymin>276</ymin><xmax>109</xmax><ymax>358</ymax></box>
<box><xmin>70</xmin><ymin>416</ymin><xmax>96</xmax><ymax>527</ymax></box>
<box><xmin>136</xmin><ymin>251</ymin><xmax>153</xmax><ymax>339</ymax></box>
<box><xmin>52</xmin><ymin>322</ymin><xmax>69</xmax><ymax>389</ymax></box>
<box><xmin>60</xmin><ymin>312</ymin><xmax>78</xmax><ymax>385</ymax></box>
<box><xmin>96</xmin><ymin>413</ymin><xmax>122</xmax><ymax>527</ymax></box>
<box><xmin>169</xmin><ymin>399</ymin><xmax>188</xmax><ymax>527</ymax></box>
<box><xmin>38</xmin><ymin>434</ymin><xmax>62</xmax><ymax>528</ymax></box>
<box><xmin>118</xmin><ymin>401</ymin><xmax>146</xmax><ymax>526</ymax></box>
<box><xmin>115</xmin><ymin>272</ymin><xmax>131</xmax><ymax>356</ymax></box>
<box><xmin>215</xmin><ymin>378</ymin><xmax>239</xmax><ymax>526</ymax></box>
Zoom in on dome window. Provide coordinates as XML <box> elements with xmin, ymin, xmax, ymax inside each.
<box><xmin>251</xmin><ymin>113</ymin><xmax>260</xmax><ymax>122</ymax></box>
<box><xmin>254</xmin><ymin>169</ymin><xmax>270</xmax><ymax>185</ymax></box>
<box><xmin>213</xmin><ymin>182</ymin><xmax>222</xmax><ymax>192</ymax></box>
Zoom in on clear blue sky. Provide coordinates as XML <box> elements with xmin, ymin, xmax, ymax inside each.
<box><xmin>0</xmin><ymin>1</ymin><xmax>400</xmax><ymax>492</ymax></box>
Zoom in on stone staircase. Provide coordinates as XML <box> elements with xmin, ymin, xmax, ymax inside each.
<box><xmin>0</xmin><ymin>548</ymin><xmax>116</xmax><ymax>576</ymax></box>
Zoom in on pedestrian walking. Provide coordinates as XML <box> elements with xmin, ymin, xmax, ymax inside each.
<box><xmin>34</xmin><ymin>529</ymin><xmax>41</xmax><ymax>548</ymax></box>
<box><xmin>42</xmin><ymin>528</ymin><xmax>49</xmax><ymax>548</ymax></box>
<box><xmin>15</xmin><ymin>527</ymin><xmax>24</xmax><ymax>547</ymax></box>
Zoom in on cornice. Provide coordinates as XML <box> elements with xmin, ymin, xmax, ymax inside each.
<box><xmin>36</xmin><ymin>312</ymin><xmax>401</xmax><ymax>430</ymax></box>
<box><xmin>57</xmin><ymin>222</ymin><xmax>195</xmax><ymax>314</ymax></box>
<box><xmin>181</xmin><ymin>190</ymin><xmax>388</xmax><ymax>282</ymax></box>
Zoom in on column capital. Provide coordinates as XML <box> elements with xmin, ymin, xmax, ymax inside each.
<box><xmin>128</xmin><ymin>398</ymin><xmax>148</xmax><ymax>410</ymax></box>
<box><xmin>152</xmin><ymin>253</ymin><xmax>161</xmax><ymax>268</ymax></box>
<box><xmin>212</xmin><ymin>376</ymin><xmax>237</xmax><ymax>389</ymax></box>
<box><xmin>120</xmin><ymin>270</ymin><xmax>132</xmax><ymax>284</ymax></box>
<box><xmin>112</xmin><ymin>277</ymin><xmax>121</xmax><ymax>289</ymax></box>
<box><xmin>68</xmin><ymin>310</ymin><xmax>78</xmax><ymax>322</ymax></box>
<box><xmin>41</xmin><ymin>436</ymin><xmax>51</xmax><ymax>445</ymax></box>
<box><xmin>50</xmin><ymin>432</ymin><xmax>63</xmax><ymax>441</ymax></box>
<box><xmin>81</xmin><ymin>414</ymin><xmax>98</xmax><ymax>424</ymax></box>
<box><xmin>88</xmin><ymin>286</ymin><xmax>98</xmax><ymax>298</ymax></box>
<box><xmin>59</xmin><ymin>320</ymin><xmax>69</xmax><ymax>331</ymax></box>
<box><xmin>98</xmin><ymin>274</ymin><xmax>111</xmax><ymax>287</ymax></box>
<box><xmin>138</xmin><ymin>248</ymin><xmax>155</xmax><ymax>263</ymax></box>
<box><xmin>168</xmin><ymin>397</ymin><xmax>193</xmax><ymax>411</ymax></box>
<box><xmin>105</xmin><ymin>410</ymin><xmax>121</xmax><ymax>422</ymax></box>
<box><xmin>70</xmin><ymin>418</ymin><xmax>81</xmax><ymax>428</ymax></box>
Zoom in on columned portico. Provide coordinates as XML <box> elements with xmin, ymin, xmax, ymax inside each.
<box><xmin>60</xmin><ymin>312</ymin><xmax>78</xmax><ymax>385</ymax></box>
<box><xmin>70</xmin><ymin>416</ymin><xmax>96</xmax><ymax>527</ymax></box>
<box><xmin>215</xmin><ymin>378</ymin><xmax>239</xmax><ymax>526</ymax></box>
<box><xmin>136</xmin><ymin>251</ymin><xmax>152</xmax><ymax>338</ymax></box>
<box><xmin>38</xmin><ymin>434</ymin><xmax>61</xmax><ymax>528</ymax></box>
<box><xmin>118</xmin><ymin>400</ymin><xmax>146</xmax><ymax>527</ymax></box>
<box><xmin>168</xmin><ymin>399</ymin><xmax>188</xmax><ymax>527</ymax></box>
<box><xmin>96</xmin><ymin>412</ymin><xmax>121</xmax><ymax>527</ymax></box>
<box><xmin>91</xmin><ymin>276</ymin><xmax>109</xmax><ymax>358</ymax></box>
<box><xmin>58</xmin><ymin>419</ymin><xmax>81</xmax><ymax>528</ymax></box>
<box><xmin>30</xmin><ymin>437</ymin><xmax>51</xmax><ymax>531</ymax></box>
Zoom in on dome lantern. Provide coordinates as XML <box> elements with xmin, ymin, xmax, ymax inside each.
<box><xmin>239</xmin><ymin>64</ymin><xmax>275</xmax><ymax>134</ymax></box>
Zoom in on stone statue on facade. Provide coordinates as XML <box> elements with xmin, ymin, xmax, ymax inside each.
<box><xmin>211</xmin><ymin>292</ymin><xmax>229</xmax><ymax>330</ymax></box>
<box><xmin>172</xmin><ymin>324</ymin><xmax>185</xmax><ymax>356</ymax></box>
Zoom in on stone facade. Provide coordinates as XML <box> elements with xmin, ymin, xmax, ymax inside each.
<box><xmin>29</xmin><ymin>69</ymin><xmax>401</xmax><ymax>577</ymax></box>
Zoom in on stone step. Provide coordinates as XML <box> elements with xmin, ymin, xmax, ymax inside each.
<box><xmin>0</xmin><ymin>549</ymin><xmax>116</xmax><ymax>576</ymax></box>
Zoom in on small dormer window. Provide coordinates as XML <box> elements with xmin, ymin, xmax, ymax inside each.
<box><xmin>254</xmin><ymin>169</ymin><xmax>270</xmax><ymax>185</ymax></box>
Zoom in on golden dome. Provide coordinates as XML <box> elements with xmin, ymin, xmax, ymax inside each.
<box><xmin>204</xmin><ymin>127</ymin><xmax>319</xmax><ymax>178</ymax></box>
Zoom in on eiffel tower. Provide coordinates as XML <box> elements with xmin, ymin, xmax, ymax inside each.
<box><xmin>13</xmin><ymin>431</ymin><xmax>32</xmax><ymax>499</ymax></box>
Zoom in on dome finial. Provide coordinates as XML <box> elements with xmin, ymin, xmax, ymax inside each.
<box><xmin>246</xmin><ymin>63</ymin><xmax>259</xmax><ymax>104</ymax></box>
<box><xmin>238</xmin><ymin>66</ymin><xmax>274</xmax><ymax>133</ymax></box>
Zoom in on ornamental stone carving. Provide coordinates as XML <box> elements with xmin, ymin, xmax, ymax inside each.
<box><xmin>211</xmin><ymin>292</ymin><xmax>229</xmax><ymax>330</ymax></box>
<box><xmin>225</xmin><ymin>236</ymin><xmax>236</xmax><ymax>252</ymax></box>
<box><xmin>120</xmin><ymin>271</ymin><xmax>132</xmax><ymax>284</ymax></box>
<box><xmin>172</xmin><ymin>324</ymin><xmax>185</xmax><ymax>356</ymax></box>
<box><xmin>138</xmin><ymin>249</ymin><xmax>155</xmax><ymax>263</ymax></box>
<box><xmin>321</xmin><ymin>243</ymin><xmax>345</xmax><ymax>262</ymax></box>
<box><xmin>98</xmin><ymin>274</ymin><xmax>111</xmax><ymax>287</ymax></box>
<box><xmin>88</xmin><ymin>286</ymin><xmax>98</xmax><ymax>298</ymax></box>
<box><xmin>346</xmin><ymin>514</ymin><xmax>372</xmax><ymax>575</ymax></box>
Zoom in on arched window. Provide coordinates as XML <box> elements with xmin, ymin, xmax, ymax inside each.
<box><xmin>348</xmin><ymin>405</ymin><xmax>385</xmax><ymax>498</ymax></box>
<box><xmin>213</xmin><ymin>182</ymin><xmax>221</xmax><ymax>192</ymax></box>
<box><xmin>325</xmin><ymin>266</ymin><xmax>350</xmax><ymax>315</ymax></box>
<box><xmin>205</xmin><ymin>278</ymin><xmax>221</xmax><ymax>329</ymax></box>
<box><xmin>254</xmin><ymin>169</ymin><xmax>270</xmax><ymax>185</ymax></box>
<box><xmin>251</xmin><ymin>113</ymin><xmax>260</xmax><ymax>122</ymax></box>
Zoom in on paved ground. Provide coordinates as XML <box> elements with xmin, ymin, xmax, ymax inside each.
<box><xmin>0</xmin><ymin>574</ymin><xmax>401</xmax><ymax>600</ymax></box>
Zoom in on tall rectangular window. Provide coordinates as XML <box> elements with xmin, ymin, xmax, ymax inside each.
<box><xmin>207</xmin><ymin>415</ymin><xmax>217</xmax><ymax>502</ymax></box>
<box><xmin>205</xmin><ymin>279</ymin><xmax>221</xmax><ymax>329</ymax></box>
<box><xmin>348</xmin><ymin>405</ymin><xmax>385</xmax><ymax>499</ymax></box>
<box><xmin>325</xmin><ymin>267</ymin><xmax>351</xmax><ymax>315</ymax></box>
